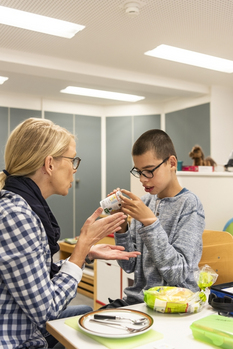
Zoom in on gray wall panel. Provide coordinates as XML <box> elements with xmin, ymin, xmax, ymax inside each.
<box><xmin>10</xmin><ymin>108</ymin><xmax>41</xmax><ymax>132</ymax></box>
<box><xmin>106</xmin><ymin>116</ymin><xmax>132</xmax><ymax>194</ymax></box>
<box><xmin>134</xmin><ymin>114</ymin><xmax>161</xmax><ymax>142</ymax></box>
<box><xmin>44</xmin><ymin>111</ymin><xmax>73</xmax><ymax>134</ymax></box>
<box><xmin>75</xmin><ymin>115</ymin><xmax>101</xmax><ymax>235</ymax></box>
<box><xmin>166</xmin><ymin>103</ymin><xmax>210</xmax><ymax>166</ymax></box>
<box><xmin>0</xmin><ymin>107</ymin><xmax>8</xmax><ymax>170</ymax></box>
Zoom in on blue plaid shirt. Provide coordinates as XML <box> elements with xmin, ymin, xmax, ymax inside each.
<box><xmin>0</xmin><ymin>190</ymin><xmax>82</xmax><ymax>348</ymax></box>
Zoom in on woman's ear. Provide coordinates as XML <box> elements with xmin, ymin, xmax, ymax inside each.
<box><xmin>44</xmin><ymin>155</ymin><xmax>53</xmax><ymax>175</ymax></box>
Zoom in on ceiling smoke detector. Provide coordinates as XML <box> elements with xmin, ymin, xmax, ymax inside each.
<box><xmin>120</xmin><ymin>1</ymin><xmax>146</xmax><ymax>17</ymax></box>
<box><xmin>126</xmin><ymin>5</ymin><xmax>139</xmax><ymax>16</ymax></box>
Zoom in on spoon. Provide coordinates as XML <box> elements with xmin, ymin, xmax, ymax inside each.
<box><xmin>93</xmin><ymin>314</ymin><xmax>147</xmax><ymax>325</ymax></box>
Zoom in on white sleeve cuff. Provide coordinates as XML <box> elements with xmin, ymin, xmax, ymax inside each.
<box><xmin>60</xmin><ymin>259</ymin><xmax>83</xmax><ymax>282</ymax></box>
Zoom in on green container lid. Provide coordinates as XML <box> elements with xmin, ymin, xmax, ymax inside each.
<box><xmin>190</xmin><ymin>314</ymin><xmax>233</xmax><ymax>349</ymax></box>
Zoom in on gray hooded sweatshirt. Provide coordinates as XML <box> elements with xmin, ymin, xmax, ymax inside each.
<box><xmin>115</xmin><ymin>188</ymin><xmax>205</xmax><ymax>305</ymax></box>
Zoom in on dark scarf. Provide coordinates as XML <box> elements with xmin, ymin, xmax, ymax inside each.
<box><xmin>4</xmin><ymin>176</ymin><xmax>61</xmax><ymax>278</ymax></box>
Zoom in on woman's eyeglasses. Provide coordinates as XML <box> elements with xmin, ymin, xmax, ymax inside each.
<box><xmin>130</xmin><ymin>157</ymin><xmax>169</xmax><ymax>178</ymax></box>
<box><xmin>60</xmin><ymin>156</ymin><xmax>81</xmax><ymax>170</ymax></box>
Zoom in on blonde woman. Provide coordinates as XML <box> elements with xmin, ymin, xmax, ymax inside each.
<box><xmin>0</xmin><ymin>118</ymin><xmax>140</xmax><ymax>349</ymax></box>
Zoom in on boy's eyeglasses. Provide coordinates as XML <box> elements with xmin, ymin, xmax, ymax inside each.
<box><xmin>130</xmin><ymin>157</ymin><xmax>169</xmax><ymax>179</ymax></box>
<box><xmin>60</xmin><ymin>156</ymin><xmax>81</xmax><ymax>170</ymax></box>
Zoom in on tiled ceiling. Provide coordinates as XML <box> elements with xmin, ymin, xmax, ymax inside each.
<box><xmin>0</xmin><ymin>0</ymin><xmax>233</xmax><ymax>105</ymax></box>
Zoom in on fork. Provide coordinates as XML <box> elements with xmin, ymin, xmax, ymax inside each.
<box><xmin>94</xmin><ymin>314</ymin><xmax>147</xmax><ymax>325</ymax></box>
<box><xmin>89</xmin><ymin>319</ymin><xmax>146</xmax><ymax>333</ymax></box>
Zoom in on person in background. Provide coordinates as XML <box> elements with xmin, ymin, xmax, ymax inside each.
<box><xmin>0</xmin><ymin>118</ymin><xmax>140</xmax><ymax>349</ymax></box>
<box><xmin>104</xmin><ymin>129</ymin><xmax>205</xmax><ymax>308</ymax></box>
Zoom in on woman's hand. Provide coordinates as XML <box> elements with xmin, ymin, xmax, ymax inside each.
<box><xmin>120</xmin><ymin>189</ymin><xmax>157</xmax><ymax>226</ymax></box>
<box><xmin>80</xmin><ymin>207</ymin><xmax>127</xmax><ymax>244</ymax></box>
<box><xmin>69</xmin><ymin>207</ymin><xmax>126</xmax><ymax>267</ymax></box>
<box><xmin>88</xmin><ymin>244</ymin><xmax>141</xmax><ymax>261</ymax></box>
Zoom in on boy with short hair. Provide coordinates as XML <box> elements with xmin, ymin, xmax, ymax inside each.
<box><xmin>114</xmin><ymin>129</ymin><xmax>205</xmax><ymax>306</ymax></box>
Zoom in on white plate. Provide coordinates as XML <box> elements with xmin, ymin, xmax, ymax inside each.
<box><xmin>78</xmin><ymin>308</ymin><xmax>153</xmax><ymax>338</ymax></box>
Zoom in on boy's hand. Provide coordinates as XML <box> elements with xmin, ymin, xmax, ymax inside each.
<box><xmin>106</xmin><ymin>188</ymin><xmax>128</xmax><ymax>233</ymax></box>
<box><xmin>107</xmin><ymin>187</ymin><xmax>122</xmax><ymax>213</ymax></box>
<box><xmin>120</xmin><ymin>189</ymin><xmax>157</xmax><ymax>226</ymax></box>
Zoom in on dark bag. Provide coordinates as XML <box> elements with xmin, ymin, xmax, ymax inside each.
<box><xmin>99</xmin><ymin>298</ymin><xmax>130</xmax><ymax>309</ymax></box>
<box><xmin>208</xmin><ymin>282</ymin><xmax>233</xmax><ymax>316</ymax></box>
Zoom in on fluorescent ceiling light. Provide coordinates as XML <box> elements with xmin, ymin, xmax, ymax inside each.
<box><xmin>145</xmin><ymin>44</ymin><xmax>233</xmax><ymax>73</ymax></box>
<box><xmin>0</xmin><ymin>6</ymin><xmax>85</xmax><ymax>38</ymax></box>
<box><xmin>60</xmin><ymin>86</ymin><xmax>145</xmax><ymax>102</ymax></box>
<box><xmin>0</xmin><ymin>76</ymin><xmax>9</xmax><ymax>85</ymax></box>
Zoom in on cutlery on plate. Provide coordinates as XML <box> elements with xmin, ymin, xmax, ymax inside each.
<box><xmin>94</xmin><ymin>314</ymin><xmax>147</xmax><ymax>325</ymax></box>
<box><xmin>89</xmin><ymin>319</ymin><xmax>147</xmax><ymax>333</ymax></box>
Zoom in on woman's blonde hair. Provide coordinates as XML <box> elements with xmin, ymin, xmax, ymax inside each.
<box><xmin>0</xmin><ymin>118</ymin><xmax>75</xmax><ymax>190</ymax></box>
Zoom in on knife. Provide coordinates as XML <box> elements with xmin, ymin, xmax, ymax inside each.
<box><xmin>89</xmin><ymin>318</ymin><xmax>147</xmax><ymax>333</ymax></box>
<box><xmin>94</xmin><ymin>314</ymin><xmax>124</xmax><ymax>320</ymax></box>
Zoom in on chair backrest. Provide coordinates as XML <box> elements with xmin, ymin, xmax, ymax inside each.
<box><xmin>199</xmin><ymin>229</ymin><xmax>233</xmax><ymax>285</ymax></box>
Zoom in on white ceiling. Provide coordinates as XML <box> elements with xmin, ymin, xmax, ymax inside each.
<box><xmin>0</xmin><ymin>0</ymin><xmax>233</xmax><ymax>106</ymax></box>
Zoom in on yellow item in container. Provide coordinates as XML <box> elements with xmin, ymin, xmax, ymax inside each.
<box><xmin>144</xmin><ymin>286</ymin><xmax>203</xmax><ymax>314</ymax></box>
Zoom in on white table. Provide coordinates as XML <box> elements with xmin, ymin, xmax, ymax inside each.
<box><xmin>46</xmin><ymin>303</ymin><xmax>217</xmax><ymax>349</ymax></box>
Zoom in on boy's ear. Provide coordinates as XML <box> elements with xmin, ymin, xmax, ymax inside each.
<box><xmin>169</xmin><ymin>155</ymin><xmax>177</xmax><ymax>169</ymax></box>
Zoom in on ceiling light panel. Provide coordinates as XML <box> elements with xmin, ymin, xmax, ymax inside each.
<box><xmin>0</xmin><ymin>76</ymin><xmax>9</xmax><ymax>84</ymax></box>
<box><xmin>61</xmin><ymin>86</ymin><xmax>145</xmax><ymax>102</ymax></box>
<box><xmin>145</xmin><ymin>44</ymin><xmax>233</xmax><ymax>73</ymax></box>
<box><xmin>0</xmin><ymin>5</ymin><xmax>85</xmax><ymax>38</ymax></box>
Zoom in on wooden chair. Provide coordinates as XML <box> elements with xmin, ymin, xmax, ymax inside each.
<box><xmin>199</xmin><ymin>229</ymin><xmax>233</xmax><ymax>285</ymax></box>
